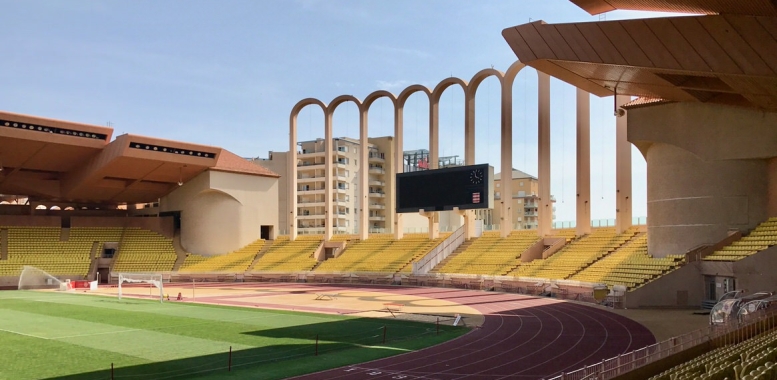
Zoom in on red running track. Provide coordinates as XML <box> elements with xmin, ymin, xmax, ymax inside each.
<box><xmin>277</xmin><ymin>285</ymin><xmax>656</xmax><ymax>380</ymax></box>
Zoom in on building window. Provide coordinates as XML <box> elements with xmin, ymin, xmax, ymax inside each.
<box><xmin>519</xmin><ymin>181</ymin><xmax>524</xmax><ymax>186</ymax></box>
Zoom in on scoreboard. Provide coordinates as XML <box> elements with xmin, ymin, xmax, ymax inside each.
<box><xmin>396</xmin><ymin>164</ymin><xmax>494</xmax><ymax>213</ymax></box>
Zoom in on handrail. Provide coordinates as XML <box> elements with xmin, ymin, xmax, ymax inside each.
<box><xmin>412</xmin><ymin>225</ymin><xmax>465</xmax><ymax>275</ymax></box>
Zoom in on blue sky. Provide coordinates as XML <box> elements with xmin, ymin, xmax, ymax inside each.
<box><xmin>0</xmin><ymin>0</ymin><xmax>681</xmax><ymax>223</ymax></box>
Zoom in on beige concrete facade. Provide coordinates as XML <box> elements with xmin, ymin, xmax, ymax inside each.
<box><xmin>160</xmin><ymin>170</ymin><xmax>279</xmax><ymax>255</ymax></box>
<box><xmin>486</xmin><ymin>169</ymin><xmax>545</xmax><ymax>230</ymax></box>
<box><xmin>627</xmin><ymin>101</ymin><xmax>777</xmax><ymax>257</ymax></box>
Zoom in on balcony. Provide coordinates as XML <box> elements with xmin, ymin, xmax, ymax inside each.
<box><xmin>368</xmin><ymin>167</ymin><xmax>385</xmax><ymax>174</ymax></box>
<box><xmin>297</xmin><ymin>176</ymin><xmax>324</xmax><ymax>183</ymax></box>
<box><xmin>369</xmin><ymin>203</ymin><xmax>385</xmax><ymax>209</ymax></box>
<box><xmin>298</xmin><ymin>188</ymin><xmax>325</xmax><ymax>194</ymax></box>
<box><xmin>368</xmin><ymin>153</ymin><xmax>385</xmax><ymax>162</ymax></box>
<box><xmin>297</xmin><ymin>214</ymin><xmax>323</xmax><ymax>220</ymax></box>
<box><xmin>298</xmin><ymin>161</ymin><xmax>325</xmax><ymax>169</ymax></box>
<box><xmin>369</xmin><ymin>192</ymin><xmax>385</xmax><ymax>198</ymax></box>
<box><xmin>369</xmin><ymin>180</ymin><xmax>385</xmax><ymax>186</ymax></box>
<box><xmin>369</xmin><ymin>216</ymin><xmax>385</xmax><ymax>221</ymax></box>
<box><xmin>298</xmin><ymin>200</ymin><xmax>325</xmax><ymax>207</ymax></box>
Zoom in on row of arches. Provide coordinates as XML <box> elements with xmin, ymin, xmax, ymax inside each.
<box><xmin>287</xmin><ymin>60</ymin><xmax>634</xmax><ymax>241</ymax></box>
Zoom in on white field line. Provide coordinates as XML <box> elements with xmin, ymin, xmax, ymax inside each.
<box><xmin>0</xmin><ymin>327</ymin><xmax>50</xmax><ymax>340</ymax></box>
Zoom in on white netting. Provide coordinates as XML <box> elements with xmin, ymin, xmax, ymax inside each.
<box><xmin>18</xmin><ymin>266</ymin><xmax>69</xmax><ymax>291</ymax></box>
<box><xmin>118</xmin><ymin>273</ymin><xmax>164</xmax><ymax>303</ymax></box>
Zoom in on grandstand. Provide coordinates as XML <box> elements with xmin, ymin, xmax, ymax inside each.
<box><xmin>111</xmin><ymin>228</ymin><xmax>178</xmax><ymax>273</ymax></box>
<box><xmin>509</xmin><ymin>227</ymin><xmax>640</xmax><ymax>280</ymax></box>
<box><xmin>432</xmin><ymin>230</ymin><xmax>539</xmax><ymax>275</ymax></box>
<box><xmin>315</xmin><ymin>233</ymin><xmax>448</xmax><ymax>273</ymax></box>
<box><xmin>179</xmin><ymin>239</ymin><xmax>267</xmax><ymax>273</ymax></box>
<box><xmin>250</xmin><ymin>235</ymin><xmax>320</xmax><ymax>272</ymax></box>
<box><xmin>704</xmin><ymin>218</ymin><xmax>777</xmax><ymax>261</ymax></box>
<box><xmin>571</xmin><ymin>235</ymin><xmax>685</xmax><ymax>290</ymax></box>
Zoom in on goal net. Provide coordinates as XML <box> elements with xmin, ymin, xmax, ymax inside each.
<box><xmin>118</xmin><ymin>273</ymin><xmax>164</xmax><ymax>303</ymax></box>
<box><xmin>18</xmin><ymin>266</ymin><xmax>71</xmax><ymax>291</ymax></box>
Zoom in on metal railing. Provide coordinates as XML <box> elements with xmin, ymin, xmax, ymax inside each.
<box><xmin>412</xmin><ymin>225</ymin><xmax>465</xmax><ymax>275</ymax></box>
<box><xmin>547</xmin><ymin>310</ymin><xmax>777</xmax><ymax>380</ymax></box>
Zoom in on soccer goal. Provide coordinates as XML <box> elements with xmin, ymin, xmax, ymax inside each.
<box><xmin>118</xmin><ymin>273</ymin><xmax>164</xmax><ymax>303</ymax></box>
<box><xmin>18</xmin><ymin>266</ymin><xmax>71</xmax><ymax>291</ymax></box>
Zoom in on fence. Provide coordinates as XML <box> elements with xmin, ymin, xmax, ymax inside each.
<box><xmin>547</xmin><ymin>310</ymin><xmax>777</xmax><ymax>380</ymax></box>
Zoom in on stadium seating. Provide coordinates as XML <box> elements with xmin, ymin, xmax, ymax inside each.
<box><xmin>649</xmin><ymin>328</ymin><xmax>777</xmax><ymax>380</ymax></box>
<box><xmin>178</xmin><ymin>239</ymin><xmax>268</xmax><ymax>273</ymax></box>
<box><xmin>315</xmin><ymin>233</ymin><xmax>447</xmax><ymax>273</ymax></box>
<box><xmin>432</xmin><ymin>231</ymin><xmax>539</xmax><ymax>275</ymax></box>
<box><xmin>251</xmin><ymin>235</ymin><xmax>321</xmax><ymax>272</ymax></box>
<box><xmin>509</xmin><ymin>227</ymin><xmax>640</xmax><ymax>280</ymax></box>
<box><xmin>570</xmin><ymin>234</ymin><xmax>685</xmax><ymax>290</ymax></box>
<box><xmin>111</xmin><ymin>228</ymin><xmax>178</xmax><ymax>273</ymax></box>
<box><xmin>704</xmin><ymin>217</ymin><xmax>777</xmax><ymax>261</ymax></box>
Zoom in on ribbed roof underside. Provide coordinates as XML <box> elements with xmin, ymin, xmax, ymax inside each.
<box><xmin>570</xmin><ymin>0</ymin><xmax>777</xmax><ymax>17</ymax></box>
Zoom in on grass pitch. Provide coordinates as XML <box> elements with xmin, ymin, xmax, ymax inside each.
<box><xmin>0</xmin><ymin>291</ymin><xmax>467</xmax><ymax>380</ymax></box>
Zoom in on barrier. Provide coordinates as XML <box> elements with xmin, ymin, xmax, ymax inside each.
<box><xmin>547</xmin><ymin>310</ymin><xmax>777</xmax><ymax>380</ymax></box>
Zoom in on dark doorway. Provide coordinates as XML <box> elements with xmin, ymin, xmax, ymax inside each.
<box><xmin>261</xmin><ymin>225</ymin><xmax>272</xmax><ymax>240</ymax></box>
<box><xmin>61</xmin><ymin>216</ymin><xmax>71</xmax><ymax>228</ymax></box>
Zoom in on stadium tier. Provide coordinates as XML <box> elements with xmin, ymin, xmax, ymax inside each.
<box><xmin>432</xmin><ymin>230</ymin><xmax>540</xmax><ymax>275</ymax></box>
<box><xmin>570</xmin><ymin>235</ymin><xmax>685</xmax><ymax>290</ymax></box>
<box><xmin>315</xmin><ymin>233</ymin><xmax>448</xmax><ymax>273</ymax></box>
<box><xmin>111</xmin><ymin>228</ymin><xmax>178</xmax><ymax>273</ymax></box>
<box><xmin>251</xmin><ymin>235</ymin><xmax>321</xmax><ymax>272</ymax></box>
<box><xmin>178</xmin><ymin>239</ymin><xmax>268</xmax><ymax>273</ymax></box>
<box><xmin>509</xmin><ymin>227</ymin><xmax>640</xmax><ymax>280</ymax></box>
<box><xmin>649</xmin><ymin>328</ymin><xmax>777</xmax><ymax>380</ymax></box>
<box><xmin>0</xmin><ymin>227</ymin><xmax>93</xmax><ymax>277</ymax></box>
<box><xmin>704</xmin><ymin>217</ymin><xmax>777</xmax><ymax>262</ymax></box>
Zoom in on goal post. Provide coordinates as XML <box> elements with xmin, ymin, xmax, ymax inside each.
<box><xmin>118</xmin><ymin>273</ymin><xmax>164</xmax><ymax>303</ymax></box>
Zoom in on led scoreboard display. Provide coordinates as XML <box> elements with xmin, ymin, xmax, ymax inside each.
<box><xmin>396</xmin><ymin>164</ymin><xmax>494</xmax><ymax>213</ymax></box>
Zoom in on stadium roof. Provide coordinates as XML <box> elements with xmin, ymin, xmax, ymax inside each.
<box><xmin>0</xmin><ymin>111</ymin><xmax>278</xmax><ymax>205</ymax></box>
<box><xmin>502</xmin><ymin>1</ymin><xmax>777</xmax><ymax>111</ymax></box>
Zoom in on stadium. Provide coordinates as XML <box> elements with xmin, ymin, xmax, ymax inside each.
<box><xmin>2</xmin><ymin>1</ymin><xmax>777</xmax><ymax>379</ymax></box>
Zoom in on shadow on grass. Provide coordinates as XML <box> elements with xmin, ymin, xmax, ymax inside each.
<box><xmin>45</xmin><ymin>317</ymin><xmax>464</xmax><ymax>380</ymax></box>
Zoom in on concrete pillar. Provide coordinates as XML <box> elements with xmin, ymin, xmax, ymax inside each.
<box><xmin>421</xmin><ymin>211</ymin><xmax>439</xmax><ymax>239</ymax></box>
<box><xmin>359</xmin><ymin>106</ymin><xmax>369</xmax><ymax>240</ymax></box>
<box><xmin>289</xmin><ymin>114</ymin><xmax>298</xmax><ymax>241</ymax></box>
<box><xmin>576</xmin><ymin>88</ymin><xmax>591</xmax><ymax>236</ymax></box>
<box><xmin>464</xmin><ymin>87</ymin><xmax>477</xmax><ymax>239</ymax></box>
<box><xmin>393</xmin><ymin>106</ymin><xmax>404</xmax><ymax>240</ymax></box>
<box><xmin>615</xmin><ymin>95</ymin><xmax>632</xmax><ymax>234</ymax></box>
<box><xmin>324</xmin><ymin>111</ymin><xmax>333</xmax><ymax>241</ymax></box>
<box><xmin>428</xmin><ymin>97</ymin><xmax>440</xmax><ymax>240</ymax></box>
<box><xmin>537</xmin><ymin>72</ymin><xmax>552</xmax><ymax>237</ymax></box>
<box><xmin>500</xmin><ymin>77</ymin><xmax>513</xmax><ymax>238</ymax></box>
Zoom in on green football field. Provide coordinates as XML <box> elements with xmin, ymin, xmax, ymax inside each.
<box><xmin>0</xmin><ymin>291</ymin><xmax>467</xmax><ymax>380</ymax></box>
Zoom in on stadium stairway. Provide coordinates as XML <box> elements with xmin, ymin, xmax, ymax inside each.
<box><xmin>178</xmin><ymin>239</ymin><xmax>269</xmax><ymax>273</ymax></box>
<box><xmin>1</xmin><ymin>228</ymin><xmax>7</xmax><ymax>260</ymax></box>
<box><xmin>432</xmin><ymin>239</ymin><xmax>474</xmax><ymax>270</ymax></box>
<box><xmin>171</xmin><ymin>231</ymin><xmax>188</xmax><ymax>271</ymax></box>
<box><xmin>245</xmin><ymin>240</ymin><xmax>275</xmax><ymax>271</ymax></box>
<box><xmin>251</xmin><ymin>235</ymin><xmax>321</xmax><ymax>272</ymax></box>
<box><xmin>431</xmin><ymin>231</ymin><xmax>540</xmax><ymax>276</ymax></box>
<box><xmin>314</xmin><ymin>233</ymin><xmax>447</xmax><ymax>273</ymax></box>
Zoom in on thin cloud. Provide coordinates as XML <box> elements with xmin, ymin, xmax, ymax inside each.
<box><xmin>375</xmin><ymin>79</ymin><xmax>412</xmax><ymax>90</ymax></box>
<box><xmin>368</xmin><ymin>44</ymin><xmax>432</xmax><ymax>59</ymax></box>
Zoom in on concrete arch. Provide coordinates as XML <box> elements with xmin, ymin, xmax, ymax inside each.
<box><xmin>195</xmin><ymin>188</ymin><xmax>242</xmax><ymax>206</ymax></box>
<box><xmin>289</xmin><ymin>98</ymin><xmax>327</xmax><ymax>241</ymax></box>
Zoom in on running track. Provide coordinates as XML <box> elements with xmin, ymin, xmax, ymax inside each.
<box><xmin>180</xmin><ymin>283</ymin><xmax>655</xmax><ymax>380</ymax></box>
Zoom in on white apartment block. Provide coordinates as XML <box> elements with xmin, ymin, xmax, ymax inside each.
<box><xmin>253</xmin><ymin>136</ymin><xmax>394</xmax><ymax>235</ymax></box>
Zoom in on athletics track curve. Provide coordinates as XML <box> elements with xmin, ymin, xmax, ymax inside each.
<box><xmin>282</xmin><ymin>285</ymin><xmax>655</xmax><ymax>380</ymax></box>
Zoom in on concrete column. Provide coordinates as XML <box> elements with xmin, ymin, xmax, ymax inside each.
<box><xmin>428</xmin><ymin>96</ymin><xmax>440</xmax><ymax>240</ymax></box>
<box><xmin>615</xmin><ymin>95</ymin><xmax>632</xmax><ymax>234</ymax></box>
<box><xmin>500</xmin><ymin>77</ymin><xmax>513</xmax><ymax>238</ymax></box>
<box><xmin>289</xmin><ymin>114</ymin><xmax>298</xmax><ymax>241</ymax></box>
<box><xmin>421</xmin><ymin>211</ymin><xmax>440</xmax><ymax>239</ymax></box>
<box><xmin>359</xmin><ymin>107</ymin><xmax>369</xmax><ymax>240</ymax></box>
<box><xmin>576</xmin><ymin>88</ymin><xmax>591</xmax><ymax>236</ymax></box>
<box><xmin>393</xmin><ymin>106</ymin><xmax>404</xmax><ymax>240</ymax></box>
<box><xmin>324</xmin><ymin>111</ymin><xmax>333</xmax><ymax>241</ymax></box>
<box><xmin>537</xmin><ymin>72</ymin><xmax>552</xmax><ymax>237</ymax></box>
<box><xmin>464</xmin><ymin>88</ymin><xmax>476</xmax><ymax>240</ymax></box>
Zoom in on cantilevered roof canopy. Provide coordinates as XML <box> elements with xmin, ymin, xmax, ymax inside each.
<box><xmin>570</xmin><ymin>0</ymin><xmax>777</xmax><ymax>17</ymax></box>
<box><xmin>0</xmin><ymin>111</ymin><xmax>278</xmax><ymax>204</ymax></box>
<box><xmin>503</xmin><ymin>1</ymin><xmax>777</xmax><ymax>111</ymax></box>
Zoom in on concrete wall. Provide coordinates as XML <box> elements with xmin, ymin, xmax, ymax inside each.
<box><xmin>161</xmin><ymin>170</ymin><xmax>278</xmax><ymax>256</ymax></box>
<box><xmin>628</xmin><ymin>102</ymin><xmax>777</xmax><ymax>257</ymax></box>
<box><xmin>252</xmin><ymin>152</ymin><xmax>288</xmax><ymax>234</ymax></box>
<box><xmin>623</xmin><ymin>264</ymin><xmax>704</xmax><ymax>308</ymax></box>
<box><xmin>769</xmin><ymin>158</ymin><xmax>777</xmax><ymax>217</ymax></box>
<box><xmin>733</xmin><ymin>245</ymin><xmax>777</xmax><ymax>294</ymax></box>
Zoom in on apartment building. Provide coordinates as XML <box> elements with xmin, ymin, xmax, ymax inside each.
<box><xmin>483</xmin><ymin>169</ymin><xmax>553</xmax><ymax>230</ymax></box>
<box><xmin>252</xmin><ymin>136</ymin><xmax>394</xmax><ymax>235</ymax></box>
